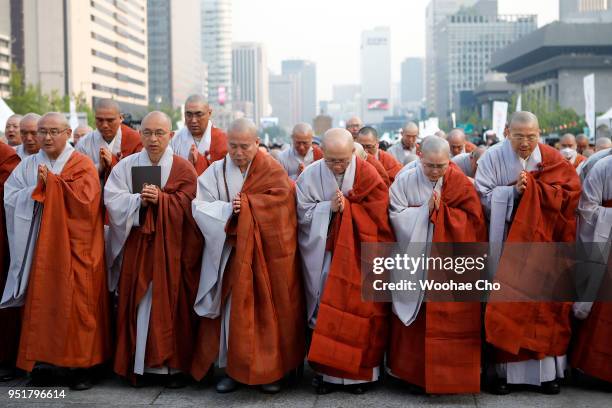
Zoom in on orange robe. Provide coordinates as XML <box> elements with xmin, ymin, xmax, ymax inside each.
<box><xmin>574</xmin><ymin>154</ymin><xmax>587</xmax><ymax>169</ymax></box>
<box><xmin>388</xmin><ymin>163</ymin><xmax>487</xmax><ymax>393</ymax></box>
<box><xmin>191</xmin><ymin>152</ymin><xmax>305</xmax><ymax>384</ymax></box>
<box><xmin>570</xmin><ymin>199</ymin><xmax>612</xmax><ymax>383</ymax></box>
<box><xmin>194</xmin><ymin>127</ymin><xmax>228</xmax><ymax>175</ymax></box>
<box><xmin>367</xmin><ymin>153</ymin><xmax>391</xmax><ymax>186</ymax></box>
<box><xmin>113</xmin><ymin>157</ymin><xmax>203</xmax><ymax>378</ymax></box>
<box><xmin>485</xmin><ymin>144</ymin><xmax>581</xmax><ymax>363</ymax></box>
<box><xmin>0</xmin><ymin>143</ymin><xmax>21</xmax><ymax>366</ymax></box>
<box><xmin>307</xmin><ymin>158</ymin><xmax>394</xmax><ymax>380</ymax></box>
<box><xmin>378</xmin><ymin>150</ymin><xmax>403</xmax><ymax>183</ymax></box>
<box><xmin>465</xmin><ymin>141</ymin><xmax>477</xmax><ymax>153</ymax></box>
<box><xmin>17</xmin><ymin>152</ymin><xmax>111</xmax><ymax>371</ymax></box>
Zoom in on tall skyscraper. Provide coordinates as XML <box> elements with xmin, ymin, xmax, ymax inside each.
<box><xmin>559</xmin><ymin>0</ymin><xmax>612</xmax><ymax>22</ymax></box>
<box><xmin>232</xmin><ymin>42</ymin><xmax>269</xmax><ymax>125</ymax></box>
<box><xmin>148</xmin><ymin>0</ymin><xmax>203</xmax><ymax>108</ymax></box>
<box><xmin>201</xmin><ymin>0</ymin><xmax>232</xmax><ymax>107</ymax></box>
<box><xmin>360</xmin><ymin>27</ymin><xmax>391</xmax><ymax>124</ymax></box>
<box><xmin>281</xmin><ymin>60</ymin><xmax>317</xmax><ymax>124</ymax></box>
<box><xmin>401</xmin><ymin>57</ymin><xmax>424</xmax><ymax>105</ymax></box>
<box><xmin>425</xmin><ymin>0</ymin><xmax>479</xmax><ymax>115</ymax></box>
<box><xmin>10</xmin><ymin>0</ymin><xmax>148</xmax><ymax>114</ymax></box>
<box><xmin>435</xmin><ymin>0</ymin><xmax>537</xmax><ymax>117</ymax></box>
<box><xmin>269</xmin><ymin>73</ymin><xmax>301</xmax><ymax>132</ymax></box>
<box><xmin>0</xmin><ymin>33</ymin><xmax>9</xmax><ymax>98</ymax></box>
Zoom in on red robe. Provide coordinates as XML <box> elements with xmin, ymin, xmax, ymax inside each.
<box><xmin>367</xmin><ymin>153</ymin><xmax>391</xmax><ymax>186</ymax></box>
<box><xmin>308</xmin><ymin>158</ymin><xmax>394</xmax><ymax>380</ymax></box>
<box><xmin>388</xmin><ymin>163</ymin><xmax>487</xmax><ymax>393</ymax></box>
<box><xmin>485</xmin><ymin>144</ymin><xmax>581</xmax><ymax>362</ymax></box>
<box><xmin>194</xmin><ymin>127</ymin><xmax>228</xmax><ymax>175</ymax></box>
<box><xmin>191</xmin><ymin>151</ymin><xmax>305</xmax><ymax>384</ymax></box>
<box><xmin>105</xmin><ymin>124</ymin><xmax>144</xmax><ymax>181</ymax></box>
<box><xmin>114</xmin><ymin>157</ymin><xmax>203</xmax><ymax>378</ymax></box>
<box><xmin>573</xmin><ymin>154</ymin><xmax>587</xmax><ymax>169</ymax></box>
<box><xmin>570</xmin><ymin>200</ymin><xmax>612</xmax><ymax>383</ymax></box>
<box><xmin>0</xmin><ymin>143</ymin><xmax>21</xmax><ymax>366</ymax></box>
<box><xmin>465</xmin><ymin>141</ymin><xmax>477</xmax><ymax>153</ymax></box>
<box><xmin>17</xmin><ymin>152</ymin><xmax>112</xmax><ymax>371</ymax></box>
<box><xmin>378</xmin><ymin>150</ymin><xmax>403</xmax><ymax>183</ymax></box>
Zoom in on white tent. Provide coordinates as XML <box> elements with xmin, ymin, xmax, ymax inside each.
<box><xmin>596</xmin><ymin>107</ymin><xmax>612</xmax><ymax>128</ymax></box>
<box><xmin>0</xmin><ymin>97</ymin><xmax>15</xmax><ymax>133</ymax></box>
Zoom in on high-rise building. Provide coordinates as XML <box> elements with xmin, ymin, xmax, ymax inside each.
<box><xmin>232</xmin><ymin>42</ymin><xmax>269</xmax><ymax>125</ymax></box>
<box><xmin>425</xmin><ymin>0</ymin><xmax>479</xmax><ymax>115</ymax></box>
<box><xmin>0</xmin><ymin>33</ymin><xmax>10</xmax><ymax>98</ymax></box>
<box><xmin>201</xmin><ymin>0</ymin><xmax>232</xmax><ymax>107</ymax></box>
<box><xmin>10</xmin><ymin>0</ymin><xmax>149</xmax><ymax>114</ymax></box>
<box><xmin>435</xmin><ymin>0</ymin><xmax>537</xmax><ymax>117</ymax></box>
<box><xmin>559</xmin><ymin>0</ymin><xmax>612</xmax><ymax>22</ymax></box>
<box><xmin>148</xmin><ymin>0</ymin><xmax>203</xmax><ymax>108</ymax></box>
<box><xmin>360</xmin><ymin>26</ymin><xmax>391</xmax><ymax>124</ymax></box>
<box><xmin>269</xmin><ymin>73</ymin><xmax>301</xmax><ymax>132</ymax></box>
<box><xmin>401</xmin><ymin>57</ymin><xmax>424</xmax><ymax>105</ymax></box>
<box><xmin>281</xmin><ymin>60</ymin><xmax>317</xmax><ymax>124</ymax></box>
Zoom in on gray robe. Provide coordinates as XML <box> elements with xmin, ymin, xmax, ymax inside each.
<box><xmin>387</xmin><ymin>142</ymin><xmax>417</xmax><ymax>165</ymax></box>
<box><xmin>452</xmin><ymin>152</ymin><xmax>474</xmax><ymax>178</ymax></box>
<box><xmin>169</xmin><ymin>121</ymin><xmax>213</xmax><ymax>161</ymax></box>
<box><xmin>1</xmin><ymin>143</ymin><xmax>75</xmax><ymax>308</ymax></box>
<box><xmin>276</xmin><ymin>146</ymin><xmax>318</xmax><ymax>180</ymax></box>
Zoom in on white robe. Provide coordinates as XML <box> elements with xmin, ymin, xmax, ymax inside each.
<box><xmin>169</xmin><ymin>121</ymin><xmax>213</xmax><ymax>161</ymax></box>
<box><xmin>387</xmin><ymin>142</ymin><xmax>417</xmax><ymax>166</ymax></box>
<box><xmin>103</xmin><ymin>146</ymin><xmax>174</xmax><ymax>375</ymax></box>
<box><xmin>191</xmin><ymin>154</ymin><xmax>250</xmax><ymax>367</ymax></box>
<box><xmin>76</xmin><ymin>128</ymin><xmax>124</xmax><ymax>170</ymax></box>
<box><xmin>296</xmin><ymin>155</ymin><xmax>377</xmax><ymax>384</ymax></box>
<box><xmin>15</xmin><ymin>144</ymin><xmax>33</xmax><ymax>160</ymax></box>
<box><xmin>1</xmin><ymin>143</ymin><xmax>75</xmax><ymax>308</ymax></box>
<box><xmin>452</xmin><ymin>152</ymin><xmax>474</xmax><ymax>178</ymax></box>
<box><xmin>396</xmin><ymin>158</ymin><xmax>421</xmax><ymax>178</ymax></box>
<box><xmin>474</xmin><ymin>140</ymin><xmax>565</xmax><ymax>386</ymax></box>
<box><xmin>388</xmin><ymin>164</ymin><xmax>442</xmax><ymax>327</ymax></box>
<box><xmin>573</xmin><ymin>155</ymin><xmax>612</xmax><ymax>319</ymax></box>
<box><xmin>276</xmin><ymin>146</ymin><xmax>318</xmax><ymax>180</ymax></box>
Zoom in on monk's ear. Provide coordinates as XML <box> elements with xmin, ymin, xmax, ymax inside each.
<box><xmin>169</xmin><ymin>131</ymin><xmax>175</xmax><ymax>139</ymax></box>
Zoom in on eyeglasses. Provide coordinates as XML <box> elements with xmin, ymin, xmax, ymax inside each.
<box><xmin>346</xmin><ymin>124</ymin><xmax>361</xmax><ymax>129</ymax></box>
<box><xmin>360</xmin><ymin>144</ymin><xmax>378</xmax><ymax>150</ymax></box>
<box><xmin>422</xmin><ymin>162</ymin><xmax>448</xmax><ymax>170</ymax></box>
<box><xmin>511</xmin><ymin>135</ymin><xmax>539</xmax><ymax>143</ymax></box>
<box><xmin>37</xmin><ymin>128</ymin><xmax>69</xmax><ymax>137</ymax></box>
<box><xmin>141</xmin><ymin>129</ymin><xmax>169</xmax><ymax>138</ymax></box>
<box><xmin>294</xmin><ymin>141</ymin><xmax>312</xmax><ymax>147</ymax></box>
<box><xmin>324</xmin><ymin>158</ymin><xmax>351</xmax><ymax>165</ymax></box>
<box><xmin>185</xmin><ymin>111</ymin><xmax>207</xmax><ymax>119</ymax></box>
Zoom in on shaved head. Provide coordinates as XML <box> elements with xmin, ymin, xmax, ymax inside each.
<box><xmin>21</xmin><ymin>113</ymin><xmax>42</xmax><ymax>127</ymax></box>
<box><xmin>41</xmin><ymin>112</ymin><xmax>69</xmax><ymax>128</ymax></box>
<box><xmin>420</xmin><ymin>135</ymin><xmax>450</xmax><ymax>157</ymax></box>
<box><xmin>142</xmin><ymin>111</ymin><xmax>172</xmax><ymax>130</ymax></box>
<box><xmin>402</xmin><ymin>122</ymin><xmax>419</xmax><ymax>134</ymax></box>
<box><xmin>509</xmin><ymin>111</ymin><xmax>539</xmax><ymax>130</ymax></box>
<box><xmin>420</xmin><ymin>136</ymin><xmax>450</xmax><ymax>182</ymax></box>
<box><xmin>345</xmin><ymin>116</ymin><xmax>363</xmax><ymax>138</ymax></box>
<box><xmin>575</xmin><ymin>133</ymin><xmax>589</xmax><ymax>154</ymax></box>
<box><xmin>37</xmin><ymin>112</ymin><xmax>71</xmax><ymax>159</ymax></box>
<box><xmin>94</xmin><ymin>98</ymin><xmax>121</xmax><ymax>115</ymax></box>
<box><xmin>322</xmin><ymin>128</ymin><xmax>354</xmax><ymax>152</ymax></box>
<box><xmin>20</xmin><ymin>113</ymin><xmax>41</xmax><ymax>154</ymax></box>
<box><xmin>228</xmin><ymin>118</ymin><xmax>260</xmax><ymax>171</ymax></box>
<box><xmin>292</xmin><ymin>122</ymin><xmax>313</xmax><ymax>137</ymax></box>
<box><xmin>322</xmin><ymin>128</ymin><xmax>354</xmax><ymax>175</ymax></box>
<box><xmin>447</xmin><ymin>128</ymin><xmax>466</xmax><ymax>157</ymax></box>
<box><xmin>559</xmin><ymin>133</ymin><xmax>577</xmax><ymax>151</ymax></box>
<box><xmin>185</xmin><ymin>94</ymin><xmax>209</xmax><ymax>107</ymax></box>
<box><xmin>228</xmin><ymin>118</ymin><xmax>258</xmax><ymax>140</ymax></box>
<box><xmin>595</xmin><ymin>136</ymin><xmax>612</xmax><ymax>151</ymax></box>
<box><xmin>5</xmin><ymin>114</ymin><xmax>23</xmax><ymax>146</ymax></box>
<box><xmin>291</xmin><ymin>122</ymin><xmax>314</xmax><ymax>157</ymax></box>
<box><xmin>7</xmin><ymin>114</ymin><xmax>23</xmax><ymax>123</ymax></box>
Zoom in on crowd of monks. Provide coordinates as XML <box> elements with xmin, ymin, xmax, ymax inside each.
<box><xmin>0</xmin><ymin>95</ymin><xmax>610</xmax><ymax>398</ymax></box>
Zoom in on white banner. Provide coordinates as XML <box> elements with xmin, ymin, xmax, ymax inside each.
<box><xmin>0</xmin><ymin>97</ymin><xmax>15</xmax><ymax>132</ymax></box>
<box><xmin>584</xmin><ymin>73</ymin><xmax>595</xmax><ymax>139</ymax></box>
<box><xmin>451</xmin><ymin>112</ymin><xmax>456</xmax><ymax>128</ymax></box>
<box><xmin>492</xmin><ymin>101</ymin><xmax>508</xmax><ymax>141</ymax></box>
<box><xmin>516</xmin><ymin>94</ymin><xmax>522</xmax><ymax>112</ymax></box>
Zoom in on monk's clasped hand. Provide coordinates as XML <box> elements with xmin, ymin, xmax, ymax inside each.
<box><xmin>189</xmin><ymin>144</ymin><xmax>200</xmax><ymax>165</ymax></box>
<box><xmin>99</xmin><ymin>147</ymin><xmax>113</xmax><ymax>170</ymax></box>
<box><xmin>232</xmin><ymin>192</ymin><xmax>241</xmax><ymax>214</ymax></box>
<box><xmin>38</xmin><ymin>164</ymin><xmax>48</xmax><ymax>185</ymax></box>
<box><xmin>141</xmin><ymin>184</ymin><xmax>159</xmax><ymax>206</ymax></box>
<box><xmin>516</xmin><ymin>171</ymin><xmax>528</xmax><ymax>195</ymax></box>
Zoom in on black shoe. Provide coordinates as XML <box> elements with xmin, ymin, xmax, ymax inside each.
<box><xmin>70</xmin><ymin>369</ymin><xmax>93</xmax><ymax>391</ymax></box>
<box><xmin>198</xmin><ymin>365</ymin><xmax>215</xmax><ymax>387</ymax></box>
<box><xmin>408</xmin><ymin>384</ymin><xmax>426</xmax><ymax>395</ymax></box>
<box><xmin>130</xmin><ymin>374</ymin><xmax>147</xmax><ymax>388</ymax></box>
<box><xmin>260</xmin><ymin>380</ymin><xmax>282</xmax><ymax>394</ymax></box>
<box><xmin>491</xmin><ymin>378</ymin><xmax>511</xmax><ymax>395</ymax></box>
<box><xmin>0</xmin><ymin>367</ymin><xmax>15</xmax><ymax>382</ymax></box>
<box><xmin>540</xmin><ymin>380</ymin><xmax>560</xmax><ymax>395</ymax></box>
<box><xmin>27</xmin><ymin>368</ymin><xmax>53</xmax><ymax>387</ymax></box>
<box><xmin>216</xmin><ymin>376</ymin><xmax>239</xmax><ymax>393</ymax></box>
<box><xmin>314</xmin><ymin>381</ymin><xmax>338</xmax><ymax>395</ymax></box>
<box><xmin>165</xmin><ymin>373</ymin><xmax>188</xmax><ymax>389</ymax></box>
<box><xmin>346</xmin><ymin>383</ymin><xmax>367</xmax><ymax>394</ymax></box>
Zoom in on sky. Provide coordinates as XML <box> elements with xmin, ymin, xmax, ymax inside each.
<box><xmin>233</xmin><ymin>0</ymin><xmax>559</xmax><ymax>101</ymax></box>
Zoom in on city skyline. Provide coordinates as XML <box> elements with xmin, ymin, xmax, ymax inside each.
<box><xmin>233</xmin><ymin>0</ymin><xmax>559</xmax><ymax>101</ymax></box>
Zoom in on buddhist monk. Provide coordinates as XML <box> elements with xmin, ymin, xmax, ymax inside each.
<box><xmin>1</xmin><ymin>112</ymin><xmax>111</xmax><ymax>390</ymax></box>
<box><xmin>387</xmin><ymin>136</ymin><xmax>487</xmax><ymax>394</ymax></box>
<box><xmin>104</xmin><ymin>111</ymin><xmax>203</xmax><ymax>388</ymax></box>
<box><xmin>354</xmin><ymin>142</ymin><xmax>391</xmax><ymax>186</ymax></box>
<box><xmin>3</xmin><ymin>114</ymin><xmax>22</xmax><ymax>148</ymax></box>
<box><xmin>452</xmin><ymin>146</ymin><xmax>487</xmax><ymax>181</ymax></box>
<box><xmin>276</xmin><ymin>123</ymin><xmax>323</xmax><ymax>180</ymax></box>
<box><xmin>447</xmin><ymin>128</ymin><xmax>476</xmax><ymax>157</ymax></box>
<box><xmin>571</xmin><ymin>154</ymin><xmax>612</xmax><ymax>389</ymax></box>
<box><xmin>595</xmin><ymin>136</ymin><xmax>612</xmax><ymax>152</ymax></box>
<box><xmin>169</xmin><ymin>94</ymin><xmax>228</xmax><ymax>175</ymax></box>
<box><xmin>191</xmin><ymin>118</ymin><xmax>304</xmax><ymax>394</ymax></box>
<box><xmin>357</xmin><ymin>126</ymin><xmax>402</xmax><ymax>184</ymax></box>
<box><xmin>15</xmin><ymin>114</ymin><xmax>41</xmax><ymax>159</ymax></box>
<box><xmin>345</xmin><ymin>116</ymin><xmax>363</xmax><ymax>139</ymax></box>
<box><xmin>296</xmin><ymin>128</ymin><xmax>394</xmax><ymax>394</ymax></box>
<box><xmin>475</xmin><ymin>111</ymin><xmax>581</xmax><ymax>395</ymax></box>
<box><xmin>576</xmin><ymin>134</ymin><xmax>589</xmax><ymax>155</ymax></box>
<box><xmin>72</xmin><ymin>125</ymin><xmax>93</xmax><ymax>147</ymax></box>
<box><xmin>388</xmin><ymin>122</ymin><xmax>419</xmax><ymax>165</ymax></box>
<box><xmin>559</xmin><ymin>133</ymin><xmax>586</xmax><ymax>170</ymax></box>
<box><xmin>578</xmin><ymin>148</ymin><xmax>611</xmax><ymax>181</ymax></box>
<box><xmin>76</xmin><ymin>98</ymin><xmax>142</xmax><ymax>179</ymax></box>
<box><xmin>0</xmin><ymin>143</ymin><xmax>21</xmax><ymax>381</ymax></box>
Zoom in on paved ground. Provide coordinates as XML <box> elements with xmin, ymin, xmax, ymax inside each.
<box><xmin>0</xmin><ymin>367</ymin><xmax>609</xmax><ymax>407</ymax></box>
